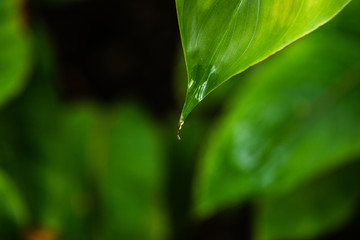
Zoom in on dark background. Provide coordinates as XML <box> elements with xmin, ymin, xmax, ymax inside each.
<box><xmin>30</xmin><ymin>0</ymin><xmax>179</xmax><ymax>116</ymax></box>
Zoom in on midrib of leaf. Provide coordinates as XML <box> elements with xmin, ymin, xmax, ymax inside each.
<box><xmin>179</xmin><ymin>0</ymin><xmax>260</xmax><ymax>124</ymax></box>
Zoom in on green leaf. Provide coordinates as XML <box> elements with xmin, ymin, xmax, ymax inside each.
<box><xmin>255</xmin><ymin>162</ymin><xmax>360</xmax><ymax>240</ymax></box>
<box><xmin>56</xmin><ymin>103</ymin><xmax>170</xmax><ymax>240</ymax></box>
<box><xmin>38</xmin><ymin>105</ymin><xmax>98</xmax><ymax>240</ymax></box>
<box><xmin>99</xmin><ymin>104</ymin><xmax>169</xmax><ymax>240</ymax></box>
<box><xmin>0</xmin><ymin>0</ymin><xmax>32</xmax><ymax>108</ymax></box>
<box><xmin>193</xmin><ymin>33</ymin><xmax>360</xmax><ymax>217</ymax></box>
<box><xmin>176</xmin><ymin>0</ymin><xmax>351</xmax><ymax>125</ymax></box>
<box><xmin>0</xmin><ymin>170</ymin><xmax>29</xmax><ymax>235</ymax></box>
<box><xmin>0</xmin><ymin>28</ymin><xmax>90</xmax><ymax>239</ymax></box>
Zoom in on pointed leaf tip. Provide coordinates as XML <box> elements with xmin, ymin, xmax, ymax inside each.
<box><xmin>176</xmin><ymin>0</ymin><xmax>351</xmax><ymax>121</ymax></box>
<box><xmin>177</xmin><ymin>120</ymin><xmax>184</xmax><ymax>141</ymax></box>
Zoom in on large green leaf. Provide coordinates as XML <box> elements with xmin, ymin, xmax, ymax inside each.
<box><xmin>176</xmin><ymin>0</ymin><xmax>351</xmax><ymax>128</ymax></box>
<box><xmin>0</xmin><ymin>0</ymin><xmax>32</xmax><ymax>108</ymax></box>
<box><xmin>193</xmin><ymin>32</ymin><xmax>360</xmax><ymax>217</ymax></box>
<box><xmin>255</xmin><ymin>162</ymin><xmax>360</xmax><ymax>240</ymax></box>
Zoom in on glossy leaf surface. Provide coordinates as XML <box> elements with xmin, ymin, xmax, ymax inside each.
<box><xmin>255</xmin><ymin>162</ymin><xmax>360</xmax><ymax>240</ymax></box>
<box><xmin>0</xmin><ymin>0</ymin><xmax>32</xmax><ymax>108</ymax></box>
<box><xmin>194</xmin><ymin>33</ymin><xmax>360</xmax><ymax>217</ymax></box>
<box><xmin>176</xmin><ymin>0</ymin><xmax>351</xmax><ymax>123</ymax></box>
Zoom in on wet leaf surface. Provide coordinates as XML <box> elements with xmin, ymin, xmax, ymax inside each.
<box><xmin>176</xmin><ymin>0</ymin><xmax>351</xmax><ymax>124</ymax></box>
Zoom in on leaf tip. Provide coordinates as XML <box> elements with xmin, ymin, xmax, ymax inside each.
<box><xmin>177</xmin><ymin>120</ymin><xmax>184</xmax><ymax>141</ymax></box>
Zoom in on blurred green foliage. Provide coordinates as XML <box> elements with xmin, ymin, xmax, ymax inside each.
<box><xmin>194</xmin><ymin>33</ymin><xmax>360</xmax><ymax>216</ymax></box>
<box><xmin>0</xmin><ymin>170</ymin><xmax>29</xmax><ymax>233</ymax></box>
<box><xmin>0</xmin><ymin>0</ymin><xmax>32</xmax><ymax>108</ymax></box>
<box><xmin>0</xmin><ymin>0</ymin><xmax>359</xmax><ymax>240</ymax></box>
<box><xmin>0</xmin><ymin>4</ymin><xmax>168</xmax><ymax>238</ymax></box>
<box><xmin>192</xmin><ymin>1</ymin><xmax>360</xmax><ymax>239</ymax></box>
<box><xmin>255</xmin><ymin>162</ymin><xmax>360</xmax><ymax>240</ymax></box>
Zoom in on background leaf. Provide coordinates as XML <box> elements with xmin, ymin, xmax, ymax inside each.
<box><xmin>0</xmin><ymin>170</ymin><xmax>29</xmax><ymax>236</ymax></box>
<box><xmin>97</xmin><ymin>104</ymin><xmax>169</xmax><ymax>240</ymax></box>
<box><xmin>255</xmin><ymin>161</ymin><xmax>360</xmax><ymax>240</ymax></box>
<box><xmin>0</xmin><ymin>0</ymin><xmax>32</xmax><ymax>108</ymax></box>
<box><xmin>176</xmin><ymin>0</ymin><xmax>351</xmax><ymax>123</ymax></box>
<box><xmin>194</xmin><ymin>31</ymin><xmax>360</xmax><ymax>217</ymax></box>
